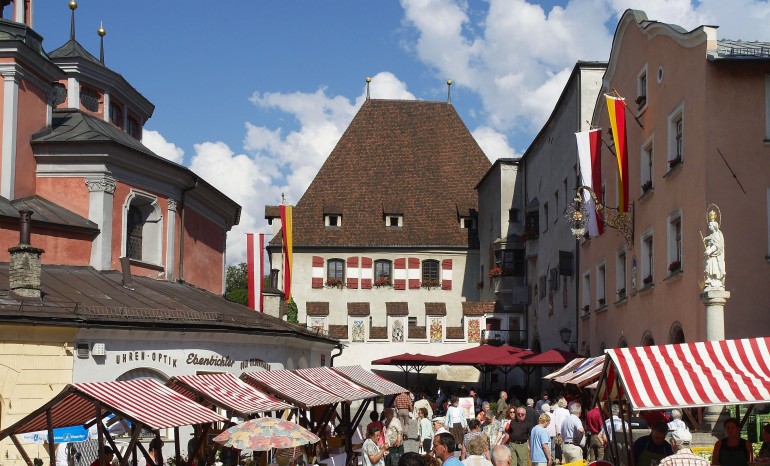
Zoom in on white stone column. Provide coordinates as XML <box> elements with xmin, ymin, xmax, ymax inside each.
<box><xmin>165</xmin><ymin>198</ymin><xmax>178</xmax><ymax>281</ymax></box>
<box><xmin>1</xmin><ymin>69</ymin><xmax>20</xmax><ymax>199</ymax></box>
<box><xmin>700</xmin><ymin>289</ymin><xmax>730</xmax><ymax>433</ymax></box>
<box><xmin>67</xmin><ymin>77</ymin><xmax>78</xmax><ymax>109</ymax></box>
<box><xmin>86</xmin><ymin>176</ymin><xmax>116</xmax><ymax>271</ymax></box>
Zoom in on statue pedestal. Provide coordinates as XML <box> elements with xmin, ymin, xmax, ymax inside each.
<box><xmin>700</xmin><ymin>289</ymin><xmax>730</xmax><ymax>434</ymax></box>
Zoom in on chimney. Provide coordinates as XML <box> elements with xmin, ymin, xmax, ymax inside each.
<box><xmin>9</xmin><ymin>209</ymin><xmax>45</xmax><ymax>299</ymax></box>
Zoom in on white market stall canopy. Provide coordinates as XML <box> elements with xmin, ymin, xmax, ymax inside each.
<box><xmin>597</xmin><ymin>337</ymin><xmax>770</xmax><ymax>410</ymax></box>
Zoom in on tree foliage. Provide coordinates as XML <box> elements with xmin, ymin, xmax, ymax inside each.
<box><xmin>286</xmin><ymin>298</ymin><xmax>299</xmax><ymax>323</ymax></box>
<box><xmin>225</xmin><ymin>262</ymin><xmax>248</xmax><ymax>305</ymax></box>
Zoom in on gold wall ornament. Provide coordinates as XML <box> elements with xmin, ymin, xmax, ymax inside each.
<box><xmin>565</xmin><ymin>185</ymin><xmax>634</xmax><ymax>245</ymax></box>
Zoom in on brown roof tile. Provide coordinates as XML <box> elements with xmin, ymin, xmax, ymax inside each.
<box><xmin>271</xmin><ymin>100</ymin><xmax>490</xmax><ymax>248</ymax></box>
<box><xmin>446</xmin><ymin>326</ymin><xmax>464</xmax><ymax>340</ymax></box>
<box><xmin>265</xmin><ymin>205</ymin><xmax>281</xmax><ymax>219</ymax></box>
<box><xmin>462</xmin><ymin>301</ymin><xmax>495</xmax><ymax>316</ymax></box>
<box><xmin>370</xmin><ymin>326</ymin><xmax>387</xmax><ymax>339</ymax></box>
<box><xmin>306</xmin><ymin>302</ymin><xmax>329</xmax><ymax>316</ymax></box>
<box><xmin>425</xmin><ymin>302</ymin><xmax>447</xmax><ymax>316</ymax></box>
<box><xmin>328</xmin><ymin>324</ymin><xmax>348</xmax><ymax>340</ymax></box>
<box><xmin>347</xmin><ymin>302</ymin><xmax>370</xmax><ymax>316</ymax></box>
<box><xmin>409</xmin><ymin>326</ymin><xmax>426</xmax><ymax>339</ymax></box>
<box><xmin>386</xmin><ymin>302</ymin><xmax>409</xmax><ymax>316</ymax></box>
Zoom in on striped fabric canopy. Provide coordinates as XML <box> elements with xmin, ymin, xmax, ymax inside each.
<box><xmin>294</xmin><ymin>367</ymin><xmax>376</xmax><ymax>402</ymax></box>
<box><xmin>167</xmin><ymin>373</ymin><xmax>294</xmax><ymax>416</ymax></box>
<box><xmin>332</xmin><ymin>365</ymin><xmax>406</xmax><ymax>396</ymax></box>
<box><xmin>0</xmin><ymin>379</ymin><xmax>225</xmax><ymax>438</ymax></box>
<box><xmin>554</xmin><ymin>356</ymin><xmax>604</xmax><ymax>387</ymax></box>
<box><xmin>601</xmin><ymin>337</ymin><xmax>770</xmax><ymax>410</ymax></box>
<box><xmin>543</xmin><ymin>357</ymin><xmax>586</xmax><ymax>380</ymax></box>
<box><xmin>241</xmin><ymin>370</ymin><xmax>344</xmax><ymax>408</ymax></box>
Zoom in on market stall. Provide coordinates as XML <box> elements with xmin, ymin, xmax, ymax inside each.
<box><xmin>0</xmin><ymin>379</ymin><xmax>225</xmax><ymax>466</ymax></box>
<box><xmin>594</xmin><ymin>337</ymin><xmax>770</xmax><ymax>466</ymax></box>
<box><xmin>166</xmin><ymin>373</ymin><xmax>296</xmax><ymax>463</ymax></box>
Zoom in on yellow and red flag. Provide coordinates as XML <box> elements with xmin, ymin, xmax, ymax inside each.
<box><xmin>605</xmin><ymin>95</ymin><xmax>629</xmax><ymax>212</ymax></box>
<box><xmin>279</xmin><ymin>205</ymin><xmax>293</xmax><ymax>301</ymax></box>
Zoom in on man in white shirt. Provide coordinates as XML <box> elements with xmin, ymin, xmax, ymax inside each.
<box><xmin>603</xmin><ymin>404</ymin><xmax>630</xmax><ymax>442</ymax></box>
<box><xmin>550</xmin><ymin>398</ymin><xmax>570</xmax><ymax>463</ymax></box>
<box><xmin>560</xmin><ymin>403</ymin><xmax>585</xmax><ymax>463</ymax></box>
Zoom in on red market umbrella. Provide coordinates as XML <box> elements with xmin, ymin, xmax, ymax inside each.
<box><xmin>517</xmin><ymin>349</ymin><xmax>581</xmax><ymax>367</ymax></box>
<box><xmin>371</xmin><ymin>353</ymin><xmax>442</xmax><ymax>386</ymax></box>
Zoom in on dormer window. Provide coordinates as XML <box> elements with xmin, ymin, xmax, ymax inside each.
<box><xmin>325</xmin><ymin>214</ymin><xmax>341</xmax><ymax>227</ymax></box>
<box><xmin>460</xmin><ymin>217</ymin><xmax>475</xmax><ymax>229</ymax></box>
<box><xmin>386</xmin><ymin>215</ymin><xmax>403</xmax><ymax>227</ymax></box>
<box><xmin>127</xmin><ymin>116</ymin><xmax>141</xmax><ymax>139</ymax></box>
<box><xmin>109</xmin><ymin>101</ymin><xmax>124</xmax><ymax>128</ymax></box>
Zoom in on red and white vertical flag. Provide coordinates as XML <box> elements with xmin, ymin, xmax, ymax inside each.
<box><xmin>246</xmin><ymin>233</ymin><xmax>265</xmax><ymax>312</ymax></box>
<box><xmin>575</xmin><ymin>129</ymin><xmax>604</xmax><ymax>236</ymax></box>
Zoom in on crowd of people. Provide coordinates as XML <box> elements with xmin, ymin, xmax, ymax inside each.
<box><xmin>370</xmin><ymin>388</ymin><xmax>770</xmax><ymax>466</ymax></box>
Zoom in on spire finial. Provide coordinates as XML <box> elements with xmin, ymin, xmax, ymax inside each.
<box><xmin>365</xmin><ymin>77</ymin><xmax>371</xmax><ymax>100</ymax></box>
<box><xmin>97</xmin><ymin>21</ymin><xmax>106</xmax><ymax>64</ymax></box>
<box><xmin>69</xmin><ymin>0</ymin><xmax>78</xmax><ymax>40</ymax></box>
<box><xmin>281</xmin><ymin>193</ymin><xmax>285</xmax><ymax>205</ymax></box>
<box><xmin>447</xmin><ymin>79</ymin><xmax>453</xmax><ymax>104</ymax></box>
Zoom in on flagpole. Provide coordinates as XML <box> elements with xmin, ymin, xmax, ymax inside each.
<box><xmin>611</xmin><ymin>87</ymin><xmax>644</xmax><ymax>130</ymax></box>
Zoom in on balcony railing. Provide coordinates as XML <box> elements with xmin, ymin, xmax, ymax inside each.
<box><xmin>481</xmin><ymin>329</ymin><xmax>528</xmax><ymax>349</ymax></box>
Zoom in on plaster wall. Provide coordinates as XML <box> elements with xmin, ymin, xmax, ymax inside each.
<box><xmin>181</xmin><ymin>207</ymin><xmax>225</xmax><ymax>294</ymax></box>
<box><xmin>0</xmin><ymin>325</ymin><xmax>77</xmax><ymax>466</ymax></box>
<box><xmin>477</xmin><ymin>163</ymin><xmax>504</xmax><ymax>303</ymax></box>
<box><xmin>35</xmin><ymin>177</ymin><xmax>90</xmax><ymax>219</ymax></box>
<box><xmin>14</xmin><ymin>79</ymin><xmax>47</xmax><ymax>197</ymax></box>
<box><xmin>523</xmin><ymin>65</ymin><xmax>604</xmax><ymax>353</ymax></box>
<box><xmin>0</xmin><ymin>223</ymin><xmax>92</xmax><ymax>264</ymax></box>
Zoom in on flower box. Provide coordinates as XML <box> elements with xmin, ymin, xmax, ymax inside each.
<box><xmin>582</xmin><ymin>305</ymin><xmax>590</xmax><ymax>314</ymax></box>
<box><xmin>325</xmin><ymin>278</ymin><xmax>344</xmax><ymax>289</ymax></box>
<box><xmin>668</xmin><ymin>260</ymin><xmax>681</xmax><ymax>273</ymax></box>
<box><xmin>421</xmin><ymin>279</ymin><xmax>441</xmax><ymax>290</ymax></box>
<box><xmin>488</xmin><ymin>267</ymin><xmax>502</xmax><ymax>278</ymax></box>
<box><xmin>668</xmin><ymin>157</ymin><xmax>682</xmax><ymax>169</ymax></box>
<box><xmin>643</xmin><ymin>274</ymin><xmax>653</xmax><ymax>286</ymax></box>
<box><xmin>598</xmin><ymin>298</ymin><xmax>606</xmax><ymax>306</ymax></box>
<box><xmin>617</xmin><ymin>288</ymin><xmax>626</xmax><ymax>299</ymax></box>
<box><xmin>374</xmin><ymin>276</ymin><xmax>392</xmax><ymax>287</ymax></box>
<box><xmin>641</xmin><ymin>180</ymin><xmax>652</xmax><ymax>193</ymax></box>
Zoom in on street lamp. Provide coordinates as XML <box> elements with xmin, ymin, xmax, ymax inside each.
<box><xmin>565</xmin><ymin>185</ymin><xmax>634</xmax><ymax>245</ymax></box>
<box><xmin>559</xmin><ymin>327</ymin><xmax>573</xmax><ymax>346</ymax></box>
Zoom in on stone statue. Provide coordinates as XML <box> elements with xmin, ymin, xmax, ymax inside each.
<box><xmin>702</xmin><ymin>209</ymin><xmax>725</xmax><ymax>291</ymax></box>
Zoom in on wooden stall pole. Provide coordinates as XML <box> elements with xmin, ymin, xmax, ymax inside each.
<box><xmin>9</xmin><ymin>434</ymin><xmax>34</xmax><ymax>466</ymax></box>
<box><xmin>154</xmin><ymin>431</ymin><xmax>163</xmax><ymax>466</ymax></box>
<box><xmin>174</xmin><ymin>427</ymin><xmax>181</xmax><ymax>466</ymax></box>
<box><xmin>45</xmin><ymin>409</ymin><xmax>56</xmax><ymax>466</ymax></box>
<box><xmin>94</xmin><ymin>401</ymin><xmax>105</xmax><ymax>466</ymax></box>
<box><xmin>119</xmin><ymin>423</ymin><xmax>144</xmax><ymax>466</ymax></box>
<box><xmin>103</xmin><ymin>428</ymin><xmax>125</xmax><ymax>465</ymax></box>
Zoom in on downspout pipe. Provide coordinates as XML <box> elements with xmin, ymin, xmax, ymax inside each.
<box><xmin>329</xmin><ymin>343</ymin><xmax>346</xmax><ymax>367</ymax></box>
<box><xmin>178</xmin><ymin>176</ymin><xmax>199</xmax><ymax>283</ymax></box>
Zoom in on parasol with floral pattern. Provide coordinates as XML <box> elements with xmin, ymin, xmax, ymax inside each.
<box><xmin>212</xmin><ymin>418</ymin><xmax>320</xmax><ymax>452</ymax></box>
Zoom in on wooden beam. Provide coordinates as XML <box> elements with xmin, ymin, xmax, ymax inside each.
<box><xmin>45</xmin><ymin>409</ymin><xmax>55</xmax><ymax>466</ymax></box>
<box><xmin>118</xmin><ymin>422</ymin><xmax>144</xmax><ymax>466</ymax></box>
<box><xmin>10</xmin><ymin>434</ymin><xmax>34</xmax><ymax>466</ymax></box>
<box><xmin>174</xmin><ymin>427</ymin><xmax>181</xmax><ymax>466</ymax></box>
<box><xmin>102</xmin><ymin>427</ymin><xmax>124</xmax><ymax>465</ymax></box>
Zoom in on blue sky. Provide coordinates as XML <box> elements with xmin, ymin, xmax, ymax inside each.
<box><xmin>31</xmin><ymin>0</ymin><xmax>770</xmax><ymax>264</ymax></box>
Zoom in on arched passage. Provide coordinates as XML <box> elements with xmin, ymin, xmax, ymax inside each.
<box><xmin>669</xmin><ymin>321</ymin><xmax>685</xmax><ymax>344</ymax></box>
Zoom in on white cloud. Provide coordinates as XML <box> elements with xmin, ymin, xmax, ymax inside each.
<box><xmin>142</xmin><ymin>130</ymin><xmax>185</xmax><ymax>164</ymax></box>
<box><xmin>472</xmin><ymin>126</ymin><xmax>518</xmax><ymax>160</ymax></box>
<box><xmin>187</xmin><ymin>72</ymin><xmax>415</xmax><ymax>264</ymax></box>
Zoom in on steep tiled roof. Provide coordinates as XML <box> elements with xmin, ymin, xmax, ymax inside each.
<box><xmin>370</xmin><ymin>326</ymin><xmax>387</xmax><ymax>339</ymax></box>
<box><xmin>276</xmin><ymin>99</ymin><xmax>490</xmax><ymax>248</ymax></box>
<box><xmin>446</xmin><ymin>327</ymin><xmax>464</xmax><ymax>340</ymax></box>
<box><xmin>328</xmin><ymin>325</ymin><xmax>348</xmax><ymax>340</ymax></box>
<box><xmin>409</xmin><ymin>326</ymin><xmax>426</xmax><ymax>339</ymax></box>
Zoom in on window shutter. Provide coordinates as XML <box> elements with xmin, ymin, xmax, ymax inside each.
<box><xmin>361</xmin><ymin>257</ymin><xmax>373</xmax><ymax>289</ymax></box>
<box><xmin>312</xmin><ymin>256</ymin><xmax>324</xmax><ymax>288</ymax></box>
<box><xmin>394</xmin><ymin>258</ymin><xmax>406</xmax><ymax>290</ymax></box>
<box><xmin>408</xmin><ymin>257</ymin><xmax>420</xmax><ymax>289</ymax></box>
<box><xmin>442</xmin><ymin>259</ymin><xmax>453</xmax><ymax>290</ymax></box>
<box><xmin>346</xmin><ymin>257</ymin><xmax>359</xmax><ymax>289</ymax></box>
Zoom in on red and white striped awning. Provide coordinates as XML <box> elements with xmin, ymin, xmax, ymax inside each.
<box><xmin>167</xmin><ymin>373</ymin><xmax>294</xmax><ymax>416</ymax></box>
<box><xmin>543</xmin><ymin>357</ymin><xmax>586</xmax><ymax>380</ymax></box>
<box><xmin>294</xmin><ymin>367</ymin><xmax>377</xmax><ymax>402</ymax></box>
<box><xmin>600</xmin><ymin>337</ymin><xmax>770</xmax><ymax>411</ymax></box>
<box><xmin>0</xmin><ymin>379</ymin><xmax>225</xmax><ymax>439</ymax></box>
<box><xmin>332</xmin><ymin>365</ymin><xmax>406</xmax><ymax>396</ymax></box>
<box><xmin>554</xmin><ymin>356</ymin><xmax>604</xmax><ymax>387</ymax></box>
<box><xmin>241</xmin><ymin>370</ymin><xmax>344</xmax><ymax>408</ymax></box>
